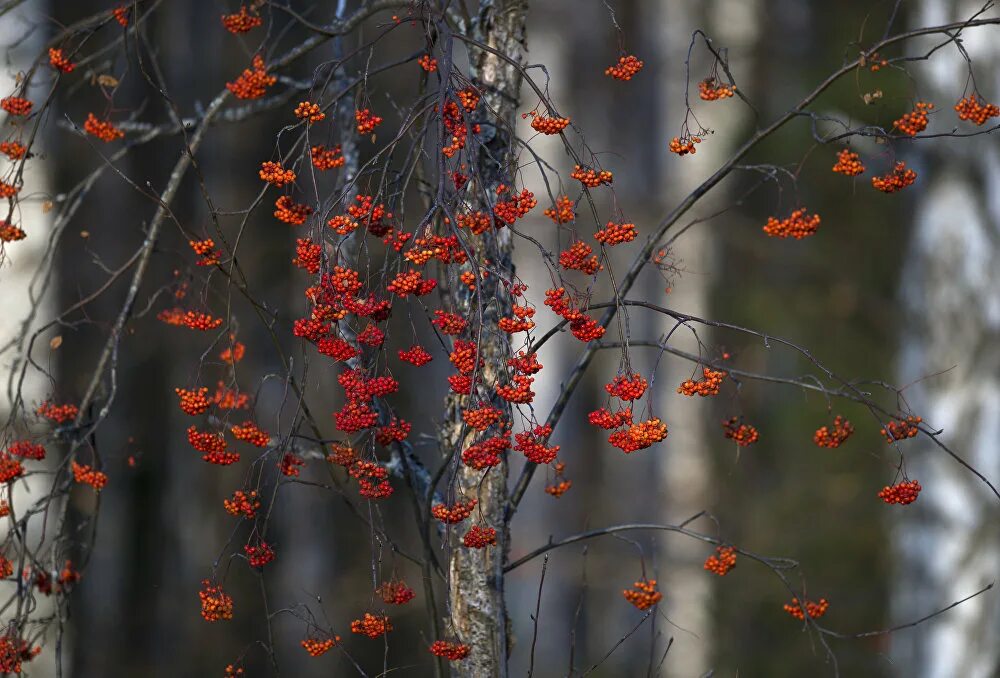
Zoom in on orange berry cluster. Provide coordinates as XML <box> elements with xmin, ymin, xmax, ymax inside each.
<box><xmin>954</xmin><ymin>94</ymin><xmax>999</xmax><ymax>126</ymax></box>
<box><xmin>526</xmin><ymin>110</ymin><xmax>570</xmax><ymax>134</ymax></box>
<box><xmin>293</xmin><ymin>238</ymin><xmax>321</xmax><ymax>274</ymax></box>
<box><xmin>457</xmin><ymin>86</ymin><xmax>480</xmax><ymax>111</ymax></box>
<box><xmin>0</xmin><ymin>141</ymin><xmax>27</xmax><ymax>160</ymax></box>
<box><xmin>176</xmin><ymin>387</ymin><xmax>211</xmax><ymax>415</ymax></box>
<box><xmin>224</xmin><ymin>489</ymin><xmax>260</xmax><ymax>518</ymax></box>
<box><xmin>0</xmin><ymin>454</ymin><xmax>24</xmax><ymax>483</ymax></box>
<box><xmin>351</xmin><ymin>613</ymin><xmax>392</xmax><ymax>638</ymax></box>
<box><xmin>668</xmin><ymin>135</ymin><xmax>700</xmax><ymax>156</ymax></box>
<box><xmin>893</xmin><ymin>101</ymin><xmax>933</xmax><ymax>136</ymax></box>
<box><xmin>418</xmin><ymin>54</ymin><xmax>438</xmax><ymax>72</ymax></box>
<box><xmin>544</xmin><ymin>287</ymin><xmax>606</xmax><ymax>342</ymax></box>
<box><xmin>0</xmin><ymin>181</ymin><xmax>20</xmax><ymax>198</ymax></box>
<box><xmin>570</xmin><ymin>164</ymin><xmax>613</xmax><ymax>187</ymax></box>
<box><xmin>188</xmin><ymin>426</ymin><xmax>240</xmax><ymax>466</ymax></box>
<box><xmin>608</xmin><ymin>418</ymin><xmax>668</xmax><ymax>453</ymax></box>
<box><xmin>190</xmin><ymin>239</ymin><xmax>221</xmax><ymax>266</ymax></box>
<box><xmin>398</xmin><ymin>344</ymin><xmax>433</xmax><ymax>366</ymax></box>
<box><xmin>0</xmin><ymin>222</ymin><xmax>26</xmax><ymax>242</ymax></box>
<box><xmin>605</xmin><ymin>373</ymin><xmax>648</xmax><ymax>401</ymax></box>
<box><xmin>493</xmin><ymin>186</ymin><xmax>537</xmax><ymax>225</ymax></box>
<box><xmin>722</xmin><ymin>417</ymin><xmax>759</xmax><ymax>446</ymax></box>
<box><xmin>513</xmin><ymin>425</ymin><xmax>559</xmax><ymax>464</ymax></box>
<box><xmin>220</xmin><ymin>340</ymin><xmax>245</xmax><ymax>364</ymax></box>
<box><xmin>813</xmin><ymin>416</ymin><xmax>854</xmax><ymax>448</ymax></box>
<box><xmin>623</xmin><ymin>578</ymin><xmax>661</xmax><ymax>610</ymax></box>
<box><xmin>294</xmin><ymin>100</ymin><xmax>325</xmax><ymax>123</ymax></box>
<box><xmin>182</xmin><ymin>311</ymin><xmax>223</xmax><ymax>331</ymax></box>
<box><xmin>244</xmin><ymin>540</ymin><xmax>275</xmax><ymax>568</ymax></box>
<box><xmin>497</xmin><ymin>306</ymin><xmax>536</xmax><ymax>335</ymax></box>
<box><xmin>559</xmin><ymin>241</ymin><xmax>602</xmax><ymax>275</ymax></box>
<box><xmin>544</xmin><ymin>195</ymin><xmax>575</xmax><ymax>223</ymax></box>
<box><xmin>594</xmin><ymin>221</ymin><xmax>637</xmax><ymax>246</ymax></box>
<box><xmin>462</xmin><ymin>433</ymin><xmax>511</xmax><ymax>469</ymax></box>
<box><xmin>49</xmin><ymin>48</ymin><xmax>75</xmax><ymax>73</ymax></box>
<box><xmin>588</xmin><ymin>406</ymin><xmax>633</xmax><ymax>430</ymax></box>
<box><xmin>259</xmin><ymin>161</ymin><xmax>296</xmax><ymax>187</ymax></box>
<box><xmin>704</xmin><ymin>546</ymin><xmax>737</xmax><ymax>576</ymax></box>
<box><xmin>226</xmin><ymin>55</ymin><xmax>275</xmax><ymax>100</ymax></box>
<box><xmin>462</xmin><ymin>406</ymin><xmax>502</xmax><ymax>431</ymax></box>
<box><xmin>832</xmin><ymin>148</ymin><xmax>865</xmax><ymax>176</ymax></box>
<box><xmin>1</xmin><ymin>96</ymin><xmax>31</xmax><ymax>116</ymax></box>
<box><xmin>7</xmin><ymin>441</ymin><xmax>45</xmax><ymax>460</ymax></box>
<box><xmin>355</xmin><ymin>108</ymin><xmax>383</xmax><ymax>134</ymax></box>
<box><xmin>677</xmin><ymin>367</ymin><xmax>727</xmax><ymax>397</ymax></box>
<box><xmin>387</xmin><ymin>269</ymin><xmax>437</xmax><ymax>297</ymax></box>
<box><xmin>866</xmin><ymin>52</ymin><xmax>888</xmax><ymax>71</ymax></box>
<box><xmin>83</xmin><ymin>113</ymin><xmax>124</xmax><ymax>142</ymax></box>
<box><xmin>605</xmin><ymin>54</ymin><xmax>644</xmax><ymax>81</ymax></box>
<box><xmin>871</xmin><ymin>161</ymin><xmax>916</xmax><ymax>193</ymax></box>
<box><xmin>36</xmin><ymin>400</ymin><xmax>79</xmax><ymax>424</ymax></box>
<box><xmin>878</xmin><ymin>479</ymin><xmax>921</xmax><ymax>505</ymax></box>
<box><xmin>784</xmin><ymin>597</ymin><xmax>828</xmax><ymax>620</ymax></box>
<box><xmin>224</xmin><ymin>665</ymin><xmax>245</xmax><ymax>677</ymax></box>
<box><xmin>222</xmin><ymin>5</ymin><xmax>262</xmax><ymax>33</ymax></box>
<box><xmin>0</xmin><ymin>636</ymin><xmax>40</xmax><ymax>674</ymax></box>
<box><xmin>762</xmin><ymin>208</ymin><xmax>820</xmax><ymax>239</ymax></box>
<box><xmin>279</xmin><ymin>452</ymin><xmax>304</xmax><ymax>477</ymax></box>
<box><xmin>881</xmin><ymin>415</ymin><xmax>922</xmax><ymax>442</ymax></box>
<box><xmin>311</xmin><ymin>144</ymin><xmax>345</xmax><ymax>170</ymax></box>
<box><xmin>377</xmin><ymin>580</ymin><xmax>416</xmax><ymax>605</ymax></box>
<box><xmin>545</xmin><ymin>479</ymin><xmax>572</xmax><ymax>498</ymax></box>
<box><xmin>199</xmin><ymin>581</ymin><xmax>234</xmax><ymax>622</ymax></box>
<box><xmin>348</xmin><ymin>459</ymin><xmax>393</xmax><ymax>499</ymax></box>
<box><xmin>301</xmin><ymin>636</ymin><xmax>339</xmax><ymax>657</ymax></box>
<box><xmin>432</xmin><ymin>498</ymin><xmax>478</xmax><ymax>524</ymax></box>
<box><xmin>463</xmin><ymin>524</ymin><xmax>497</xmax><ymax>548</ymax></box>
<box><xmin>230</xmin><ymin>421</ymin><xmax>269</xmax><ymax>447</ymax></box>
<box><xmin>113</xmin><ymin>6</ymin><xmax>129</xmax><ymax>26</ymax></box>
<box><xmin>429</xmin><ymin>640</ymin><xmax>470</xmax><ymax>660</ymax></box>
<box><xmin>699</xmin><ymin>77</ymin><xmax>736</xmax><ymax>101</ymax></box>
<box><xmin>71</xmin><ymin>461</ymin><xmax>107</xmax><ymax>490</ymax></box>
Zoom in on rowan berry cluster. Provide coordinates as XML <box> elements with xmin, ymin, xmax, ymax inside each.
<box><xmin>0</xmin><ymin>141</ymin><xmax>26</xmax><ymax>160</ymax></box>
<box><xmin>294</xmin><ymin>100</ymin><xmax>325</xmax><ymax>123</ymax></box>
<box><xmin>544</xmin><ymin>195</ymin><xmax>575</xmax><ymax>224</ymax></box>
<box><xmin>514</xmin><ymin>425</ymin><xmax>559</xmax><ymax>465</ymax></box>
<box><xmin>594</xmin><ymin>221</ymin><xmax>637</xmax><ymax>246</ymax></box>
<box><xmin>704</xmin><ymin>546</ymin><xmax>737</xmax><ymax>576</ymax></box>
<box><xmin>456</xmin><ymin>210</ymin><xmax>492</xmax><ymax>235</ymax></box>
<box><xmin>348</xmin><ymin>460</ymin><xmax>394</xmax><ymax>498</ymax></box>
<box><xmin>7</xmin><ymin>441</ymin><xmax>45</xmax><ymax>460</ymax></box>
<box><xmin>462</xmin><ymin>433</ymin><xmax>510</xmax><ymax>469</ymax></box>
<box><xmin>294</xmin><ymin>238</ymin><xmax>321</xmax><ymax>274</ymax></box>
<box><xmin>762</xmin><ymin>208</ymin><xmax>820</xmax><ymax>239</ymax></box>
<box><xmin>893</xmin><ymin>101</ymin><xmax>933</xmax><ymax>136</ymax></box>
<box><xmin>220</xmin><ymin>340</ymin><xmax>245</xmax><ymax>364</ymax></box>
<box><xmin>230</xmin><ymin>421</ymin><xmax>269</xmax><ymax>447</ymax></box>
<box><xmin>866</xmin><ymin>52</ymin><xmax>888</xmax><ymax>71</ymax></box>
<box><xmin>418</xmin><ymin>54</ymin><xmax>438</xmax><ymax>72</ymax></box>
<box><xmin>722</xmin><ymin>417</ymin><xmax>759</xmax><ymax>446</ymax></box>
<box><xmin>668</xmin><ymin>135</ymin><xmax>700</xmax><ymax>156</ymax></box>
<box><xmin>301</xmin><ymin>636</ymin><xmax>339</xmax><ymax>657</ymax></box>
<box><xmin>226</xmin><ymin>55</ymin><xmax>275</xmax><ymax>100</ymax></box>
<box><xmin>545</xmin><ymin>464</ymin><xmax>572</xmax><ymax>498</ymax></box>
<box><xmin>244</xmin><ymin>541</ymin><xmax>275</xmax><ymax>568</ymax></box>
<box><xmin>377</xmin><ymin>580</ymin><xmax>416</xmax><ymax>605</ymax></box>
<box><xmin>463</xmin><ymin>524</ymin><xmax>497</xmax><ymax>548</ymax></box>
<box><xmin>878</xmin><ymin>479</ymin><xmax>921</xmax><ymax>505</ymax></box>
<box><xmin>498</xmin><ymin>306</ymin><xmax>536</xmax><ymax>335</ymax></box>
<box><xmin>432</xmin><ymin>498</ymin><xmax>477</xmax><ymax>524</ymax></box>
<box><xmin>376</xmin><ymin>417</ymin><xmax>412</xmax><ymax>445</ymax></box>
<box><xmin>570</xmin><ymin>164</ymin><xmax>613</xmax><ymax>187</ymax></box>
<box><xmin>698</xmin><ymin>77</ymin><xmax>736</xmax><ymax>100</ymax></box>
<box><xmin>83</xmin><ymin>113</ymin><xmax>124</xmax><ymax>142</ymax></box>
<box><xmin>0</xmin><ymin>222</ymin><xmax>26</xmax><ymax>242</ymax></box>
<box><xmin>199</xmin><ymin>581</ymin><xmax>234</xmax><ymax>622</ymax></box>
<box><xmin>259</xmin><ymin>161</ymin><xmax>296</xmax><ymax>187</ymax></box>
<box><xmin>526</xmin><ymin>110</ymin><xmax>570</xmax><ymax>134</ymax></box>
<box><xmin>71</xmin><ymin>461</ymin><xmax>108</xmax><ymax>490</ymax></box>
<box><xmin>351</xmin><ymin>613</ymin><xmax>392</xmax><ymax>638</ymax></box>
<box><xmin>36</xmin><ymin>400</ymin><xmax>79</xmax><ymax>423</ymax></box>
<box><xmin>0</xmin><ymin>181</ymin><xmax>20</xmax><ymax>198</ymax></box>
<box><xmin>608</xmin><ymin>418</ymin><xmax>668</xmax><ymax>453</ymax></box>
<box><xmin>188</xmin><ymin>426</ymin><xmax>240</xmax><ymax>465</ymax></box>
<box><xmin>48</xmin><ymin>48</ymin><xmax>75</xmax><ymax>73</ymax></box>
<box><xmin>224</xmin><ymin>489</ymin><xmax>260</xmax><ymax>518</ymax></box>
<box><xmin>0</xmin><ymin>455</ymin><xmax>24</xmax><ymax>483</ymax></box>
<box><xmin>544</xmin><ymin>287</ymin><xmax>606</xmax><ymax>342</ymax></box>
<box><xmin>310</xmin><ymin>144</ymin><xmax>344</xmax><ymax>171</ymax></box>
<box><xmin>954</xmin><ymin>94</ymin><xmax>1000</xmax><ymax>126</ymax></box>
<box><xmin>398</xmin><ymin>345</ymin><xmax>433</xmax><ymax>366</ymax></box>
<box><xmin>387</xmin><ymin>269</ymin><xmax>437</xmax><ymax>297</ymax></box>
<box><xmin>0</xmin><ymin>636</ymin><xmax>40</xmax><ymax>674</ymax></box>
<box><xmin>559</xmin><ymin>241</ymin><xmax>603</xmax><ymax>275</ymax></box>
<box><xmin>190</xmin><ymin>239</ymin><xmax>221</xmax><ymax>266</ymax></box>
<box><xmin>176</xmin><ymin>387</ymin><xmax>211</xmax><ymax>415</ymax></box>
<box><xmin>881</xmin><ymin>415</ymin><xmax>922</xmax><ymax>442</ymax></box>
<box><xmin>355</xmin><ymin>108</ymin><xmax>383</xmax><ymax>134</ymax></box>
<box><xmin>113</xmin><ymin>6</ymin><xmax>129</xmax><ymax>26</ymax></box>
<box><xmin>493</xmin><ymin>186</ymin><xmax>537</xmax><ymax>225</ymax></box>
<box><xmin>457</xmin><ymin>86</ymin><xmax>480</xmax><ymax>111</ymax></box>
<box><xmin>605</xmin><ymin>373</ymin><xmax>648</xmax><ymax>400</ymax></box>
<box><xmin>677</xmin><ymin>367</ymin><xmax>727</xmax><ymax>396</ymax></box>
<box><xmin>182</xmin><ymin>311</ymin><xmax>223</xmax><ymax>331</ymax></box>
<box><xmin>508</xmin><ymin>351</ymin><xmax>542</xmax><ymax>375</ymax></box>
<box><xmin>813</xmin><ymin>416</ymin><xmax>854</xmax><ymax>448</ymax></box>
<box><xmin>871</xmin><ymin>161</ymin><xmax>916</xmax><ymax>193</ymax></box>
<box><xmin>783</xmin><ymin>597</ymin><xmax>829</xmax><ymax>620</ymax></box>
<box><xmin>588</xmin><ymin>406</ymin><xmax>633</xmax><ymax>430</ymax></box>
<box><xmin>221</xmin><ymin>5</ymin><xmax>262</xmax><ymax>33</ymax></box>
<box><xmin>622</xmin><ymin>578</ymin><xmax>661</xmax><ymax>610</ymax></box>
<box><xmin>430</xmin><ymin>641</ymin><xmax>471</xmax><ymax>660</ymax></box>
<box><xmin>0</xmin><ymin>96</ymin><xmax>31</xmax><ymax>116</ymax></box>
<box><xmin>832</xmin><ymin>148</ymin><xmax>865</xmax><ymax>176</ymax></box>
<box><xmin>605</xmin><ymin>54</ymin><xmax>644</xmax><ymax>81</ymax></box>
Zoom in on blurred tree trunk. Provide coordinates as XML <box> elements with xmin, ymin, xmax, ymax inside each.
<box><xmin>892</xmin><ymin>3</ymin><xmax>1000</xmax><ymax>676</ymax></box>
<box><xmin>443</xmin><ymin>2</ymin><xmax>526</xmax><ymax>676</ymax></box>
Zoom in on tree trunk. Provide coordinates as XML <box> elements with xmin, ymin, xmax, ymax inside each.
<box><xmin>443</xmin><ymin>2</ymin><xmax>527</xmax><ymax>676</ymax></box>
<box><xmin>892</xmin><ymin>3</ymin><xmax>1000</xmax><ymax>676</ymax></box>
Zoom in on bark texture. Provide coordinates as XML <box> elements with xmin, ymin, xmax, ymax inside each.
<box><xmin>443</xmin><ymin>2</ymin><xmax>527</xmax><ymax>676</ymax></box>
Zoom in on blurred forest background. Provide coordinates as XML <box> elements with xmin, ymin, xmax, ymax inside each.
<box><xmin>1</xmin><ymin>0</ymin><xmax>997</xmax><ymax>676</ymax></box>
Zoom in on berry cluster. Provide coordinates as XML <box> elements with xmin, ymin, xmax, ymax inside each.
<box><xmin>0</xmin><ymin>222</ymin><xmax>26</xmax><ymax>242</ymax></box>
<box><xmin>514</xmin><ymin>425</ymin><xmax>559</xmax><ymax>465</ymax></box>
<box><xmin>704</xmin><ymin>546</ymin><xmax>737</xmax><ymax>576</ymax></box>
<box><xmin>355</xmin><ymin>108</ymin><xmax>383</xmax><ymax>135</ymax></box>
<box><xmin>432</xmin><ymin>498</ymin><xmax>477</xmax><ymax>524</ymax></box>
<box><xmin>36</xmin><ymin>400</ymin><xmax>79</xmax><ymax>423</ymax></box>
<box><xmin>301</xmin><ymin>636</ymin><xmax>339</xmax><ymax>657</ymax></box>
<box><xmin>893</xmin><ymin>101</ymin><xmax>933</xmax><ymax>136</ymax></box>
<box><xmin>48</xmin><ymin>48</ymin><xmax>75</xmax><ymax>73</ymax></box>
<box><xmin>594</xmin><ymin>221</ymin><xmax>637</xmax><ymax>246</ymax></box>
<box><xmin>293</xmin><ymin>238</ymin><xmax>321</xmax><ymax>274</ymax></box>
<box><xmin>462</xmin><ymin>433</ymin><xmax>510</xmax><ymax>469</ymax></box>
<box><xmin>377</xmin><ymin>580</ymin><xmax>416</xmax><ymax>605</ymax></box>
<box><xmin>526</xmin><ymin>110</ymin><xmax>570</xmax><ymax>134</ymax></box>
<box><xmin>881</xmin><ymin>415</ymin><xmax>922</xmax><ymax>442</ymax></box>
<box><xmin>0</xmin><ymin>636</ymin><xmax>40</xmax><ymax>674</ymax></box>
<box><xmin>762</xmin><ymin>208</ymin><xmax>820</xmax><ymax>239</ymax></box>
<box><xmin>622</xmin><ymin>578</ymin><xmax>661</xmax><ymax>610</ymax></box>
<box><xmin>224</xmin><ymin>490</ymin><xmax>260</xmax><ymax>518</ymax></box>
<box><xmin>274</xmin><ymin>196</ymin><xmax>313</xmax><ymax>226</ymax></box>
<box><xmin>605</xmin><ymin>373</ymin><xmax>648</xmax><ymax>400</ymax></box>
<box><xmin>669</xmin><ymin>135</ymin><xmax>700</xmax><ymax>156</ymax></box>
<box><xmin>588</xmin><ymin>406</ymin><xmax>633</xmax><ymax>430</ymax></box>
<box><xmin>544</xmin><ymin>287</ymin><xmax>606</xmax><ymax>342</ymax></box>
<box><xmin>221</xmin><ymin>5</ymin><xmax>262</xmax><ymax>33</ymax></box>
<box><xmin>182</xmin><ymin>311</ymin><xmax>223</xmax><ymax>331</ymax></box>
<box><xmin>190</xmin><ymin>238</ymin><xmax>221</xmax><ymax>266</ymax></box>
<box><xmin>570</xmin><ymin>164</ymin><xmax>613</xmax><ymax>187</ymax></box>
<box><xmin>698</xmin><ymin>77</ymin><xmax>736</xmax><ymax>101</ymax></box>
<box><xmin>7</xmin><ymin>441</ymin><xmax>45</xmax><ymax>460</ymax></box>
<box><xmin>559</xmin><ymin>241</ymin><xmax>602</xmax><ymax>275</ymax></box>
<box><xmin>398</xmin><ymin>345</ymin><xmax>433</xmax><ymax>366</ymax></box>
<box><xmin>311</xmin><ymin>144</ymin><xmax>345</xmax><ymax>170</ymax></box>
<box><xmin>722</xmin><ymin>417</ymin><xmax>759</xmax><ymax>446</ymax></box>
<box><xmin>878</xmin><ymin>479</ymin><xmax>921</xmax><ymax>505</ymax></box>
<box><xmin>418</xmin><ymin>54</ymin><xmax>438</xmax><ymax>72</ymax></box>
<box><xmin>71</xmin><ymin>461</ymin><xmax>108</xmax><ymax>490</ymax></box>
<box><xmin>0</xmin><ymin>141</ymin><xmax>27</xmax><ymax>160</ymax></box>
<box><xmin>783</xmin><ymin>597</ymin><xmax>829</xmax><ymax>620</ymax></box>
<box><xmin>813</xmin><ymin>416</ymin><xmax>854</xmax><ymax>448</ymax></box>
<box><xmin>463</xmin><ymin>524</ymin><xmax>497</xmax><ymax>548</ymax></box>
<box><xmin>544</xmin><ymin>195</ymin><xmax>575</xmax><ymax>224</ymax></box>
<box><xmin>176</xmin><ymin>387</ymin><xmax>210</xmax><ymax>415</ymax></box>
<box><xmin>605</xmin><ymin>54</ymin><xmax>644</xmax><ymax>81</ymax></box>
<box><xmin>83</xmin><ymin>113</ymin><xmax>124</xmax><ymax>142</ymax></box>
<box><xmin>351</xmin><ymin>613</ymin><xmax>392</xmax><ymax>638</ymax></box>
<box><xmin>231</xmin><ymin>421</ymin><xmax>269</xmax><ymax>447</ymax></box>
<box><xmin>0</xmin><ymin>455</ymin><xmax>24</xmax><ymax>483</ymax></box>
<box><xmin>832</xmin><ymin>148</ymin><xmax>865</xmax><ymax>176</ymax></box>
<box><xmin>677</xmin><ymin>367</ymin><xmax>726</xmax><ymax>397</ymax></box>
<box><xmin>0</xmin><ymin>96</ymin><xmax>32</xmax><ymax>116</ymax></box>
<box><xmin>493</xmin><ymin>186</ymin><xmax>537</xmax><ymax>225</ymax></box>
<box><xmin>226</xmin><ymin>55</ymin><xmax>275</xmax><ymax>100</ymax></box>
<box><xmin>259</xmin><ymin>161</ymin><xmax>296</xmax><ymax>187</ymax></box>
<box><xmin>348</xmin><ymin>460</ymin><xmax>393</xmax><ymax>499</ymax></box>
<box><xmin>294</xmin><ymin>100</ymin><xmax>325</xmax><ymax>123</ymax></box>
<box><xmin>199</xmin><ymin>581</ymin><xmax>234</xmax><ymax>622</ymax></box>
<box><xmin>429</xmin><ymin>641</ymin><xmax>470</xmax><ymax>660</ymax></box>
<box><xmin>244</xmin><ymin>541</ymin><xmax>275</xmax><ymax>568</ymax></box>
<box><xmin>954</xmin><ymin>94</ymin><xmax>1000</xmax><ymax>126</ymax></box>
<box><xmin>871</xmin><ymin>161</ymin><xmax>916</xmax><ymax>193</ymax></box>
<box><xmin>608</xmin><ymin>418</ymin><xmax>668</xmax><ymax>453</ymax></box>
